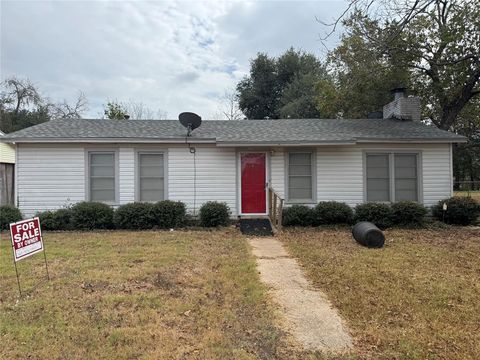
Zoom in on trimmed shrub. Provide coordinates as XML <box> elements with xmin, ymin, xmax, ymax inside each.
<box><xmin>71</xmin><ymin>202</ymin><xmax>114</xmax><ymax>230</ymax></box>
<box><xmin>199</xmin><ymin>201</ymin><xmax>230</xmax><ymax>227</ymax></box>
<box><xmin>432</xmin><ymin>197</ymin><xmax>480</xmax><ymax>225</ymax></box>
<box><xmin>314</xmin><ymin>201</ymin><xmax>354</xmax><ymax>225</ymax></box>
<box><xmin>114</xmin><ymin>202</ymin><xmax>155</xmax><ymax>230</ymax></box>
<box><xmin>354</xmin><ymin>203</ymin><xmax>394</xmax><ymax>229</ymax></box>
<box><xmin>282</xmin><ymin>205</ymin><xmax>314</xmax><ymax>227</ymax></box>
<box><xmin>36</xmin><ymin>211</ymin><xmax>56</xmax><ymax>230</ymax></box>
<box><xmin>152</xmin><ymin>200</ymin><xmax>187</xmax><ymax>229</ymax></box>
<box><xmin>37</xmin><ymin>208</ymin><xmax>73</xmax><ymax>230</ymax></box>
<box><xmin>0</xmin><ymin>205</ymin><xmax>22</xmax><ymax>230</ymax></box>
<box><xmin>391</xmin><ymin>201</ymin><xmax>428</xmax><ymax>226</ymax></box>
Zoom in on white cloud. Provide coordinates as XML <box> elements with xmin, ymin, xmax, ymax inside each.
<box><xmin>1</xmin><ymin>0</ymin><xmax>344</xmax><ymax>119</ymax></box>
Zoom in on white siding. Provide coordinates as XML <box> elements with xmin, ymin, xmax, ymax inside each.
<box><xmin>278</xmin><ymin>143</ymin><xmax>452</xmax><ymax>208</ymax></box>
<box><xmin>119</xmin><ymin>147</ymin><xmax>135</xmax><ymax>204</ymax></box>
<box><xmin>15</xmin><ymin>142</ymin><xmax>453</xmax><ymax>218</ymax></box>
<box><xmin>17</xmin><ymin>144</ymin><xmax>85</xmax><ymax>217</ymax></box>
<box><xmin>270</xmin><ymin>149</ymin><xmax>285</xmax><ymax>199</ymax></box>
<box><xmin>421</xmin><ymin>144</ymin><xmax>452</xmax><ymax>206</ymax></box>
<box><xmin>316</xmin><ymin>147</ymin><xmax>364</xmax><ymax>206</ymax></box>
<box><xmin>168</xmin><ymin>146</ymin><xmax>237</xmax><ymax>216</ymax></box>
<box><xmin>358</xmin><ymin>143</ymin><xmax>451</xmax><ymax>207</ymax></box>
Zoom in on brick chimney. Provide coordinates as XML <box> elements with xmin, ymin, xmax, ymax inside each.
<box><xmin>383</xmin><ymin>87</ymin><xmax>421</xmax><ymax>121</ymax></box>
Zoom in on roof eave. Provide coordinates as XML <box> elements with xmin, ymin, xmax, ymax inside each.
<box><xmin>0</xmin><ymin>136</ymin><xmax>467</xmax><ymax>145</ymax></box>
<box><xmin>355</xmin><ymin>137</ymin><xmax>467</xmax><ymax>144</ymax></box>
<box><xmin>215</xmin><ymin>140</ymin><xmax>357</xmax><ymax>147</ymax></box>
<box><xmin>0</xmin><ymin>137</ymin><xmax>217</xmax><ymax>144</ymax></box>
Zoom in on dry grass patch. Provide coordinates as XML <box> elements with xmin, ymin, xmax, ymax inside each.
<box><xmin>0</xmin><ymin>229</ymin><xmax>301</xmax><ymax>359</ymax></box>
<box><xmin>454</xmin><ymin>191</ymin><xmax>480</xmax><ymax>201</ymax></box>
<box><xmin>281</xmin><ymin>226</ymin><xmax>480</xmax><ymax>360</ymax></box>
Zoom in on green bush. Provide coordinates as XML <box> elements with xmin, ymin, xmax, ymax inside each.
<box><xmin>391</xmin><ymin>201</ymin><xmax>428</xmax><ymax>226</ymax></box>
<box><xmin>114</xmin><ymin>203</ymin><xmax>155</xmax><ymax>230</ymax></box>
<box><xmin>37</xmin><ymin>208</ymin><xmax>73</xmax><ymax>230</ymax></box>
<box><xmin>314</xmin><ymin>201</ymin><xmax>354</xmax><ymax>225</ymax></box>
<box><xmin>152</xmin><ymin>200</ymin><xmax>186</xmax><ymax>229</ymax></box>
<box><xmin>71</xmin><ymin>202</ymin><xmax>114</xmax><ymax>230</ymax></box>
<box><xmin>282</xmin><ymin>205</ymin><xmax>314</xmax><ymax>226</ymax></box>
<box><xmin>354</xmin><ymin>203</ymin><xmax>394</xmax><ymax>229</ymax></box>
<box><xmin>432</xmin><ymin>197</ymin><xmax>480</xmax><ymax>225</ymax></box>
<box><xmin>0</xmin><ymin>205</ymin><xmax>22</xmax><ymax>230</ymax></box>
<box><xmin>199</xmin><ymin>201</ymin><xmax>230</xmax><ymax>227</ymax></box>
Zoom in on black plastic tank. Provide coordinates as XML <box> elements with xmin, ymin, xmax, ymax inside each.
<box><xmin>352</xmin><ymin>221</ymin><xmax>385</xmax><ymax>248</ymax></box>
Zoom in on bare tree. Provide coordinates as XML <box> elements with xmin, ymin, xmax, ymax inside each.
<box><xmin>124</xmin><ymin>100</ymin><xmax>168</xmax><ymax>120</ymax></box>
<box><xmin>125</xmin><ymin>101</ymin><xmax>154</xmax><ymax>120</ymax></box>
<box><xmin>216</xmin><ymin>89</ymin><xmax>244</xmax><ymax>120</ymax></box>
<box><xmin>155</xmin><ymin>109</ymin><xmax>168</xmax><ymax>120</ymax></box>
<box><xmin>209</xmin><ymin>111</ymin><xmax>225</xmax><ymax>120</ymax></box>
<box><xmin>319</xmin><ymin>0</ymin><xmax>437</xmax><ymax>43</ymax></box>
<box><xmin>51</xmin><ymin>91</ymin><xmax>88</xmax><ymax>119</ymax></box>
<box><xmin>0</xmin><ymin>77</ymin><xmax>42</xmax><ymax>114</ymax></box>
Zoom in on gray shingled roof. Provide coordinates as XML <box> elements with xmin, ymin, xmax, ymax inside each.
<box><xmin>0</xmin><ymin>118</ymin><xmax>466</xmax><ymax>144</ymax></box>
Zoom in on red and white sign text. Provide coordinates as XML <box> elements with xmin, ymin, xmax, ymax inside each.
<box><xmin>10</xmin><ymin>217</ymin><xmax>44</xmax><ymax>262</ymax></box>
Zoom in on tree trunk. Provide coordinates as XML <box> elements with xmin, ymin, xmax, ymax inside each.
<box><xmin>437</xmin><ymin>76</ymin><xmax>480</xmax><ymax>130</ymax></box>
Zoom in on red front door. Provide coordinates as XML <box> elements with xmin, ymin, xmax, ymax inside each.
<box><xmin>241</xmin><ymin>153</ymin><xmax>266</xmax><ymax>214</ymax></box>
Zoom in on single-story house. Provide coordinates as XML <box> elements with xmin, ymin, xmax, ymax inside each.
<box><xmin>0</xmin><ymin>130</ymin><xmax>16</xmax><ymax>205</ymax></box>
<box><xmin>0</xmin><ymin>91</ymin><xmax>466</xmax><ymax>220</ymax></box>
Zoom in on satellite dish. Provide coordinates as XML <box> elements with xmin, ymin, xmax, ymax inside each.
<box><xmin>179</xmin><ymin>112</ymin><xmax>202</xmax><ymax>136</ymax></box>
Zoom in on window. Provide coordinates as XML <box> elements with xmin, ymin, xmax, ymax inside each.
<box><xmin>89</xmin><ymin>152</ymin><xmax>116</xmax><ymax>202</ymax></box>
<box><xmin>365</xmin><ymin>152</ymin><xmax>419</xmax><ymax>202</ymax></box>
<box><xmin>138</xmin><ymin>152</ymin><xmax>164</xmax><ymax>202</ymax></box>
<box><xmin>394</xmin><ymin>154</ymin><xmax>418</xmax><ymax>201</ymax></box>
<box><xmin>287</xmin><ymin>152</ymin><xmax>314</xmax><ymax>202</ymax></box>
<box><xmin>366</xmin><ymin>154</ymin><xmax>390</xmax><ymax>201</ymax></box>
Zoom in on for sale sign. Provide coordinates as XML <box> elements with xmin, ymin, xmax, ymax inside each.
<box><xmin>10</xmin><ymin>217</ymin><xmax>44</xmax><ymax>262</ymax></box>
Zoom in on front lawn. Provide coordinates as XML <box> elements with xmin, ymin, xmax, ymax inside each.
<box><xmin>0</xmin><ymin>230</ymin><xmax>292</xmax><ymax>359</ymax></box>
<box><xmin>281</xmin><ymin>227</ymin><xmax>480</xmax><ymax>360</ymax></box>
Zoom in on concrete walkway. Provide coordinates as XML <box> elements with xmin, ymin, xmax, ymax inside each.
<box><xmin>249</xmin><ymin>237</ymin><xmax>353</xmax><ymax>352</ymax></box>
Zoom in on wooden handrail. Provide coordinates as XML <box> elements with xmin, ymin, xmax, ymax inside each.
<box><xmin>268</xmin><ymin>187</ymin><xmax>284</xmax><ymax>232</ymax></box>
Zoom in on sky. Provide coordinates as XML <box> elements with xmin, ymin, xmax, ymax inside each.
<box><xmin>1</xmin><ymin>0</ymin><xmax>345</xmax><ymax>119</ymax></box>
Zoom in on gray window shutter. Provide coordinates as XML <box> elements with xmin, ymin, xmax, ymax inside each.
<box><xmin>394</xmin><ymin>154</ymin><xmax>418</xmax><ymax>201</ymax></box>
<box><xmin>90</xmin><ymin>153</ymin><xmax>115</xmax><ymax>202</ymax></box>
<box><xmin>288</xmin><ymin>152</ymin><xmax>313</xmax><ymax>201</ymax></box>
<box><xmin>139</xmin><ymin>153</ymin><xmax>164</xmax><ymax>202</ymax></box>
<box><xmin>366</xmin><ymin>154</ymin><xmax>390</xmax><ymax>202</ymax></box>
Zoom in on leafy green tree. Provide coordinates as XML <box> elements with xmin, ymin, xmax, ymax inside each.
<box><xmin>318</xmin><ymin>0</ymin><xmax>480</xmax><ymax>183</ymax></box>
<box><xmin>104</xmin><ymin>101</ymin><xmax>128</xmax><ymax>120</ymax></box>
<box><xmin>279</xmin><ymin>74</ymin><xmax>323</xmax><ymax>118</ymax></box>
<box><xmin>237</xmin><ymin>48</ymin><xmax>328</xmax><ymax>119</ymax></box>
<box><xmin>237</xmin><ymin>53</ymin><xmax>278</xmax><ymax>119</ymax></box>
<box><xmin>316</xmin><ymin>12</ymin><xmax>411</xmax><ymax>118</ymax></box>
<box><xmin>320</xmin><ymin>0</ymin><xmax>480</xmax><ymax>130</ymax></box>
<box><xmin>383</xmin><ymin>0</ymin><xmax>480</xmax><ymax>130</ymax></box>
<box><xmin>0</xmin><ymin>107</ymin><xmax>50</xmax><ymax>133</ymax></box>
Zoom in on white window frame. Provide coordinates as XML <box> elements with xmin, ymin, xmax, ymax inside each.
<box><xmin>285</xmin><ymin>150</ymin><xmax>316</xmax><ymax>204</ymax></box>
<box><xmin>85</xmin><ymin>149</ymin><xmax>119</xmax><ymax>205</ymax></box>
<box><xmin>135</xmin><ymin>150</ymin><xmax>168</xmax><ymax>202</ymax></box>
<box><xmin>363</xmin><ymin>150</ymin><xmax>423</xmax><ymax>203</ymax></box>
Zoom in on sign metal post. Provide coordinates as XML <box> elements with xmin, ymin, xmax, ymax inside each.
<box><xmin>12</xmin><ymin>248</ymin><xmax>22</xmax><ymax>296</ymax></box>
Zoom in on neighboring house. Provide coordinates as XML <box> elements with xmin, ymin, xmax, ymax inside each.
<box><xmin>0</xmin><ymin>90</ymin><xmax>466</xmax><ymax>219</ymax></box>
<box><xmin>0</xmin><ymin>130</ymin><xmax>16</xmax><ymax>205</ymax></box>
